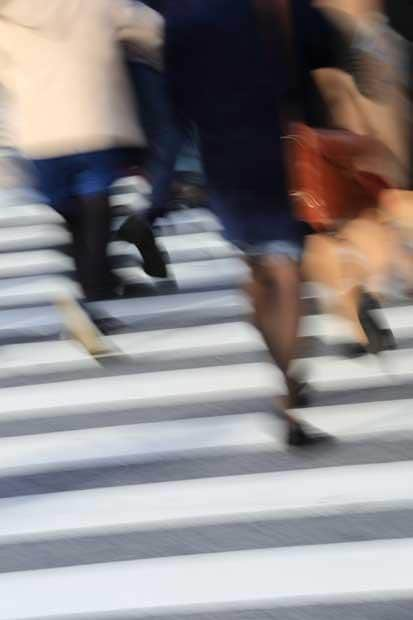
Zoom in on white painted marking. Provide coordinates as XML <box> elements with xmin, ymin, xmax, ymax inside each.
<box><xmin>4</xmin><ymin>297</ymin><xmax>413</xmax><ymax>355</ymax></box>
<box><xmin>296</xmin><ymin>397</ymin><xmax>413</xmax><ymax>440</ymax></box>
<box><xmin>4</xmin><ymin>315</ymin><xmax>413</xmax><ymax>389</ymax></box>
<box><xmin>0</xmin><ymin>250</ymin><xmax>73</xmax><ymax>278</ymax></box>
<box><xmin>96</xmin><ymin>289</ymin><xmax>248</xmax><ymax>318</ymax></box>
<box><xmin>0</xmin><ymin>276</ymin><xmax>80</xmax><ymax>308</ymax></box>
<box><xmin>116</xmin><ymin>257</ymin><xmax>248</xmax><ymax>289</ymax></box>
<box><xmin>3</xmin><ymin>321</ymin><xmax>413</xmax><ymax>413</ymax></box>
<box><xmin>300</xmin><ymin>314</ymin><xmax>358</xmax><ymax>342</ymax></box>
<box><xmin>110</xmin><ymin>232</ymin><xmax>236</xmax><ymax>260</ymax></box>
<box><xmin>294</xmin><ymin>348</ymin><xmax>413</xmax><ymax>391</ymax></box>
<box><xmin>159</xmin><ymin>232</ymin><xmax>238</xmax><ymax>259</ymax></box>
<box><xmin>381</xmin><ymin>305</ymin><xmax>413</xmax><ymax>339</ymax></box>
<box><xmin>0</xmin><ymin>322</ymin><xmax>263</xmax><ymax>376</ymax></box>
<box><xmin>116</xmin><ymin>321</ymin><xmax>261</xmax><ymax>360</ymax></box>
<box><xmin>0</xmin><ymin>225</ymin><xmax>69</xmax><ymax>251</ymax></box>
<box><xmin>1</xmin><ymin>539</ymin><xmax>413</xmax><ymax>618</ymax></box>
<box><xmin>0</xmin><ymin>204</ymin><xmax>63</xmax><ymax>227</ymax></box>
<box><xmin>161</xmin><ymin>208</ymin><xmax>222</xmax><ymax>232</ymax></box>
<box><xmin>0</xmin><ymin>413</ymin><xmax>276</xmax><ymax>478</ymax></box>
<box><xmin>1</xmin><ymin>397</ymin><xmax>413</xmax><ymax>478</ymax></box>
<box><xmin>0</xmin><ymin>290</ymin><xmax>247</xmax><ymax>333</ymax></box>
<box><xmin>0</xmin><ymin>340</ymin><xmax>97</xmax><ymax>376</ymax></box>
<box><xmin>0</xmin><ymin>363</ymin><xmax>278</xmax><ymax>421</ymax></box>
<box><xmin>302</xmin><ymin>305</ymin><xmax>413</xmax><ymax>343</ymax></box>
<box><xmin>169</xmin><ymin>258</ymin><xmax>248</xmax><ymax>288</ymax></box>
<box><xmin>1</xmin><ymin>460</ymin><xmax>412</xmax><ymax>544</ymax></box>
<box><xmin>112</xmin><ymin>321</ymin><xmax>264</xmax><ymax>358</ymax></box>
<box><xmin>0</xmin><ymin>317</ymin><xmax>259</xmax><ymax>378</ymax></box>
<box><xmin>110</xmin><ymin>192</ymin><xmax>148</xmax><ymax>209</ymax></box>
<box><xmin>0</xmin><ymin>306</ymin><xmax>63</xmax><ymax>333</ymax></box>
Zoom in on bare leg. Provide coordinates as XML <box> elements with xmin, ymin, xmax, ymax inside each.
<box><xmin>245</xmin><ymin>255</ymin><xmax>328</xmax><ymax>446</ymax></box>
<box><xmin>247</xmin><ymin>256</ymin><xmax>300</xmax><ymax>378</ymax></box>
<box><xmin>303</xmin><ymin>234</ymin><xmax>368</xmax><ymax>345</ymax></box>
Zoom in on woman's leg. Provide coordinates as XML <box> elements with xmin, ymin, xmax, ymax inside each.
<box><xmin>247</xmin><ymin>256</ymin><xmax>301</xmax><ymax>382</ymax></box>
<box><xmin>304</xmin><ymin>217</ymin><xmax>397</xmax><ymax>355</ymax></box>
<box><xmin>245</xmin><ymin>254</ymin><xmax>329</xmax><ymax>446</ymax></box>
<box><xmin>303</xmin><ymin>234</ymin><xmax>368</xmax><ymax>346</ymax></box>
<box><xmin>340</xmin><ymin>214</ymin><xmax>395</xmax><ymax>299</ymax></box>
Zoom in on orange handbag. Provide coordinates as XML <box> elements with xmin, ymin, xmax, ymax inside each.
<box><xmin>287</xmin><ymin>122</ymin><xmax>389</xmax><ymax>231</ymax></box>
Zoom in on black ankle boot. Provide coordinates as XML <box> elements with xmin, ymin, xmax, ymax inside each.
<box><xmin>118</xmin><ymin>214</ymin><xmax>168</xmax><ymax>278</ymax></box>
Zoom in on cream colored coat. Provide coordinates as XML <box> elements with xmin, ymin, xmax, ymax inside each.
<box><xmin>0</xmin><ymin>0</ymin><xmax>163</xmax><ymax>158</ymax></box>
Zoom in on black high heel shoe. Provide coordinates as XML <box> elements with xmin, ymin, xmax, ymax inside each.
<box><xmin>287</xmin><ymin>419</ymin><xmax>333</xmax><ymax>448</ymax></box>
<box><xmin>340</xmin><ymin>342</ymin><xmax>369</xmax><ymax>359</ymax></box>
<box><xmin>358</xmin><ymin>292</ymin><xmax>397</xmax><ymax>355</ymax></box>
<box><xmin>287</xmin><ymin>372</ymin><xmax>312</xmax><ymax>409</ymax></box>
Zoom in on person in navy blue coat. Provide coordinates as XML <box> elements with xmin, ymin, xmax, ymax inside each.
<box><xmin>164</xmin><ymin>0</ymin><xmax>347</xmax><ymax>446</ymax></box>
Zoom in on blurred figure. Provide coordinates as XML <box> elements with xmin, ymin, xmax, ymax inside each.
<box><xmin>164</xmin><ymin>0</ymin><xmax>349</xmax><ymax>447</ymax></box>
<box><xmin>304</xmin><ymin>0</ymin><xmax>410</xmax><ymax>355</ymax></box>
<box><xmin>126</xmin><ymin>0</ymin><xmax>185</xmax><ymax>222</ymax></box>
<box><xmin>119</xmin><ymin>0</ymin><xmax>204</xmax><ymax>278</ymax></box>
<box><xmin>0</xmin><ymin>0</ymin><xmax>163</xmax><ymax>353</ymax></box>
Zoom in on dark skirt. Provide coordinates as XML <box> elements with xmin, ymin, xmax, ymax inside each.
<box><xmin>199</xmin><ymin>127</ymin><xmax>306</xmax><ymax>251</ymax></box>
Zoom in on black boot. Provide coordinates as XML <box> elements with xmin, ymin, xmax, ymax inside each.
<box><xmin>68</xmin><ymin>194</ymin><xmax>116</xmax><ymax>301</ymax></box>
<box><xmin>118</xmin><ymin>213</ymin><xmax>168</xmax><ymax>278</ymax></box>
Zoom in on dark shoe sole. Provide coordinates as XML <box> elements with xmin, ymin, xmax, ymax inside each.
<box><xmin>340</xmin><ymin>343</ymin><xmax>369</xmax><ymax>359</ymax></box>
<box><xmin>287</xmin><ymin>421</ymin><xmax>334</xmax><ymax>448</ymax></box>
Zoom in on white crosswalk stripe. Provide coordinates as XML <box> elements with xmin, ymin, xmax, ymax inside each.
<box><xmin>0</xmin><ymin>224</ymin><xmax>70</xmax><ymax>252</ymax></box>
<box><xmin>1</xmin><ymin>540</ymin><xmax>413</xmax><ymax>619</ymax></box>
<box><xmin>0</xmin><ymin>413</ymin><xmax>278</xmax><ymax>478</ymax></box>
<box><xmin>1</xmin><ymin>460</ymin><xmax>412</xmax><ymax>544</ymax></box>
<box><xmin>0</xmin><ymin>195</ymin><xmax>412</xmax><ymax>619</ymax></box>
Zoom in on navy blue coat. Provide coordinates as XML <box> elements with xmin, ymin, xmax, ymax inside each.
<box><xmin>164</xmin><ymin>0</ymin><xmax>345</xmax><ymax>245</ymax></box>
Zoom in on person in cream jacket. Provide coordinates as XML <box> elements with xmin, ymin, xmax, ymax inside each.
<box><xmin>0</xmin><ymin>0</ymin><xmax>163</xmax><ymax>353</ymax></box>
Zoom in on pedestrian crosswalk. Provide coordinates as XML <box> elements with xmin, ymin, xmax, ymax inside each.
<box><xmin>0</xmin><ymin>190</ymin><xmax>412</xmax><ymax>619</ymax></box>
<box><xmin>2</xmin><ymin>539</ymin><xmax>413</xmax><ymax>620</ymax></box>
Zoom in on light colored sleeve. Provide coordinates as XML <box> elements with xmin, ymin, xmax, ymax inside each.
<box><xmin>0</xmin><ymin>45</ymin><xmax>12</xmax><ymax>149</ymax></box>
<box><xmin>111</xmin><ymin>0</ymin><xmax>164</xmax><ymax>69</ymax></box>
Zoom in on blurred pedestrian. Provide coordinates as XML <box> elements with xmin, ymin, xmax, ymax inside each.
<box><xmin>0</xmin><ymin>0</ymin><xmax>163</xmax><ymax>353</ymax></box>
<box><xmin>304</xmin><ymin>0</ymin><xmax>409</xmax><ymax>356</ymax></box>
<box><xmin>119</xmin><ymin>0</ymin><xmax>204</xmax><ymax>278</ymax></box>
<box><xmin>163</xmin><ymin>0</ymin><xmax>349</xmax><ymax>447</ymax></box>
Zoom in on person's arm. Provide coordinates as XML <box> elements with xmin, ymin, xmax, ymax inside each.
<box><xmin>111</xmin><ymin>0</ymin><xmax>164</xmax><ymax>69</ymax></box>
